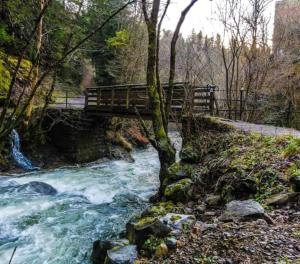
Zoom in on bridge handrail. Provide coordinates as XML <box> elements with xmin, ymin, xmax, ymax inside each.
<box><xmin>86</xmin><ymin>82</ymin><xmax>188</xmax><ymax>91</ymax></box>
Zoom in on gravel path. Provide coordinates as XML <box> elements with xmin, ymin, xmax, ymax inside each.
<box><xmin>219</xmin><ymin>119</ymin><xmax>300</xmax><ymax>137</ymax></box>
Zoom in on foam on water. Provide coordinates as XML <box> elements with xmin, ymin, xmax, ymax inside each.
<box><xmin>0</xmin><ymin>131</ymin><xmax>180</xmax><ymax>263</ymax></box>
<box><xmin>0</xmin><ymin>141</ymin><xmax>164</xmax><ymax>264</ymax></box>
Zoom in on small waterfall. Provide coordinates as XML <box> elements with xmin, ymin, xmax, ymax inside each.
<box><xmin>11</xmin><ymin>129</ymin><xmax>38</xmax><ymax>171</ymax></box>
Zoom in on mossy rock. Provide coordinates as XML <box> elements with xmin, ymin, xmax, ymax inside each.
<box><xmin>92</xmin><ymin>239</ymin><xmax>130</xmax><ymax>264</ymax></box>
<box><xmin>105</xmin><ymin>245</ymin><xmax>137</xmax><ymax>264</ymax></box>
<box><xmin>164</xmin><ymin>178</ymin><xmax>193</xmax><ymax>202</ymax></box>
<box><xmin>166</xmin><ymin>162</ymin><xmax>193</xmax><ymax>183</ymax></box>
<box><xmin>141</xmin><ymin>202</ymin><xmax>175</xmax><ymax>218</ymax></box>
<box><xmin>126</xmin><ymin>215</ymin><xmax>171</xmax><ymax>249</ymax></box>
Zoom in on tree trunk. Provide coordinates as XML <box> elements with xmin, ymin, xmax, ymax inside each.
<box><xmin>166</xmin><ymin>0</ymin><xmax>198</xmax><ymax>127</ymax></box>
<box><xmin>142</xmin><ymin>0</ymin><xmax>176</xmax><ymax>193</ymax></box>
<box><xmin>24</xmin><ymin>0</ymin><xmax>44</xmax><ymax>127</ymax></box>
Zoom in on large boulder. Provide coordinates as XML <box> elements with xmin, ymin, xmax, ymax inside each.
<box><xmin>92</xmin><ymin>239</ymin><xmax>130</xmax><ymax>264</ymax></box>
<box><xmin>138</xmin><ymin>214</ymin><xmax>195</xmax><ymax>257</ymax></box>
<box><xmin>220</xmin><ymin>200</ymin><xmax>264</xmax><ymax>222</ymax></box>
<box><xmin>164</xmin><ymin>178</ymin><xmax>193</xmax><ymax>202</ymax></box>
<box><xmin>126</xmin><ymin>216</ymin><xmax>171</xmax><ymax>249</ymax></box>
<box><xmin>105</xmin><ymin>245</ymin><xmax>137</xmax><ymax>264</ymax></box>
<box><xmin>17</xmin><ymin>181</ymin><xmax>57</xmax><ymax>195</ymax></box>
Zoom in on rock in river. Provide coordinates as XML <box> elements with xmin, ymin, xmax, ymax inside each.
<box><xmin>17</xmin><ymin>181</ymin><xmax>57</xmax><ymax>195</ymax></box>
<box><xmin>220</xmin><ymin>200</ymin><xmax>264</xmax><ymax>221</ymax></box>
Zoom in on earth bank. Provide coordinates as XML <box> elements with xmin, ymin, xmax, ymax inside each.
<box><xmin>92</xmin><ymin>116</ymin><xmax>300</xmax><ymax>264</ymax></box>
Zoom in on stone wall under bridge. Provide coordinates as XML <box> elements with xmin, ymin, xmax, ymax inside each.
<box><xmin>44</xmin><ymin>109</ymin><xmax>110</xmax><ymax>163</ymax></box>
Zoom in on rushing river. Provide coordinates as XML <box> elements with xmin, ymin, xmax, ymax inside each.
<box><xmin>0</xmin><ymin>137</ymin><xmax>175</xmax><ymax>264</ymax></box>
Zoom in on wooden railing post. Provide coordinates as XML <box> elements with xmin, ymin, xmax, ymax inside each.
<box><xmin>209</xmin><ymin>85</ymin><xmax>215</xmax><ymax>116</ymax></box>
<box><xmin>65</xmin><ymin>90</ymin><xmax>68</xmax><ymax>108</ymax></box>
<box><xmin>145</xmin><ymin>86</ymin><xmax>149</xmax><ymax>111</ymax></box>
<box><xmin>190</xmin><ymin>86</ymin><xmax>195</xmax><ymax>116</ymax></box>
<box><xmin>126</xmin><ymin>86</ymin><xmax>130</xmax><ymax>109</ymax></box>
<box><xmin>97</xmin><ymin>88</ymin><xmax>101</xmax><ymax>107</ymax></box>
<box><xmin>84</xmin><ymin>90</ymin><xmax>88</xmax><ymax>108</ymax></box>
<box><xmin>239</xmin><ymin>88</ymin><xmax>245</xmax><ymax>120</ymax></box>
<box><xmin>111</xmin><ymin>88</ymin><xmax>115</xmax><ymax>110</ymax></box>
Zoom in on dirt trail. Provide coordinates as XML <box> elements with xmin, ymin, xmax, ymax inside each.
<box><xmin>219</xmin><ymin>118</ymin><xmax>300</xmax><ymax>137</ymax></box>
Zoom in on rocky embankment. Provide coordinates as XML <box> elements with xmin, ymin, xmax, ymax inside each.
<box><xmin>91</xmin><ymin>117</ymin><xmax>300</xmax><ymax>264</ymax></box>
<box><xmin>0</xmin><ymin>119</ymin><xmax>149</xmax><ymax>174</ymax></box>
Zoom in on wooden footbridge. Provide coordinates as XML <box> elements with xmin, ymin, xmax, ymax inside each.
<box><xmin>85</xmin><ymin>83</ymin><xmax>216</xmax><ymax>119</ymax></box>
<box><xmin>52</xmin><ymin>83</ymin><xmax>217</xmax><ymax>119</ymax></box>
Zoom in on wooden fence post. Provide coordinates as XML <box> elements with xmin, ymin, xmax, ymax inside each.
<box><xmin>111</xmin><ymin>89</ymin><xmax>115</xmax><ymax>110</ymax></box>
<box><xmin>84</xmin><ymin>90</ymin><xmax>88</xmax><ymax>108</ymax></box>
<box><xmin>97</xmin><ymin>89</ymin><xmax>101</xmax><ymax>107</ymax></box>
<box><xmin>240</xmin><ymin>88</ymin><xmax>245</xmax><ymax>120</ymax></box>
<box><xmin>286</xmin><ymin>100</ymin><xmax>292</xmax><ymax>127</ymax></box>
<box><xmin>65</xmin><ymin>90</ymin><xmax>68</xmax><ymax>108</ymax></box>
<box><xmin>209</xmin><ymin>85</ymin><xmax>215</xmax><ymax>116</ymax></box>
<box><xmin>126</xmin><ymin>86</ymin><xmax>130</xmax><ymax>109</ymax></box>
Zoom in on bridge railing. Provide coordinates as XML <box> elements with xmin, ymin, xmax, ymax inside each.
<box><xmin>85</xmin><ymin>83</ymin><xmax>217</xmax><ymax>117</ymax></box>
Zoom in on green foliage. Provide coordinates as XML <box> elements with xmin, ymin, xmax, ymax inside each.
<box><xmin>141</xmin><ymin>235</ymin><xmax>163</xmax><ymax>257</ymax></box>
<box><xmin>282</xmin><ymin>137</ymin><xmax>300</xmax><ymax>158</ymax></box>
<box><xmin>107</xmin><ymin>29</ymin><xmax>130</xmax><ymax>49</ymax></box>
<box><xmin>0</xmin><ymin>24</ymin><xmax>13</xmax><ymax>45</ymax></box>
<box><xmin>286</xmin><ymin>162</ymin><xmax>300</xmax><ymax>178</ymax></box>
<box><xmin>0</xmin><ymin>51</ymin><xmax>31</xmax><ymax>99</ymax></box>
<box><xmin>185</xmin><ymin>119</ymin><xmax>300</xmax><ymax>204</ymax></box>
<box><xmin>0</xmin><ymin>58</ymin><xmax>11</xmax><ymax>98</ymax></box>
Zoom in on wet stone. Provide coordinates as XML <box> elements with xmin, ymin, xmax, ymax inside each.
<box><xmin>92</xmin><ymin>239</ymin><xmax>130</xmax><ymax>264</ymax></box>
<box><xmin>17</xmin><ymin>181</ymin><xmax>57</xmax><ymax>195</ymax></box>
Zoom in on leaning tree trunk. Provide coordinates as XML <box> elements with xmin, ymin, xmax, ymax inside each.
<box><xmin>24</xmin><ymin>0</ymin><xmax>45</xmax><ymax>127</ymax></box>
<box><xmin>142</xmin><ymin>0</ymin><xmax>176</xmax><ymax>194</ymax></box>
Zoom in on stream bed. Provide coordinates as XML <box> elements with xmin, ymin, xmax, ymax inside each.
<box><xmin>0</xmin><ymin>141</ymin><xmax>165</xmax><ymax>264</ymax></box>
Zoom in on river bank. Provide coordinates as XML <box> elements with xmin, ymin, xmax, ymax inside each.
<box><xmin>2</xmin><ymin>116</ymin><xmax>300</xmax><ymax>263</ymax></box>
<box><xmin>94</xmin><ymin>117</ymin><xmax>300</xmax><ymax>264</ymax></box>
<box><xmin>0</xmin><ymin>120</ymin><xmax>149</xmax><ymax>175</ymax></box>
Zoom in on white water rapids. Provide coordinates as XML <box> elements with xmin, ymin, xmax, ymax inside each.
<box><xmin>0</xmin><ymin>132</ymin><xmax>181</xmax><ymax>264</ymax></box>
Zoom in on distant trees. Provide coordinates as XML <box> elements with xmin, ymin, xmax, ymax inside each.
<box><xmin>271</xmin><ymin>0</ymin><xmax>300</xmax><ymax>127</ymax></box>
